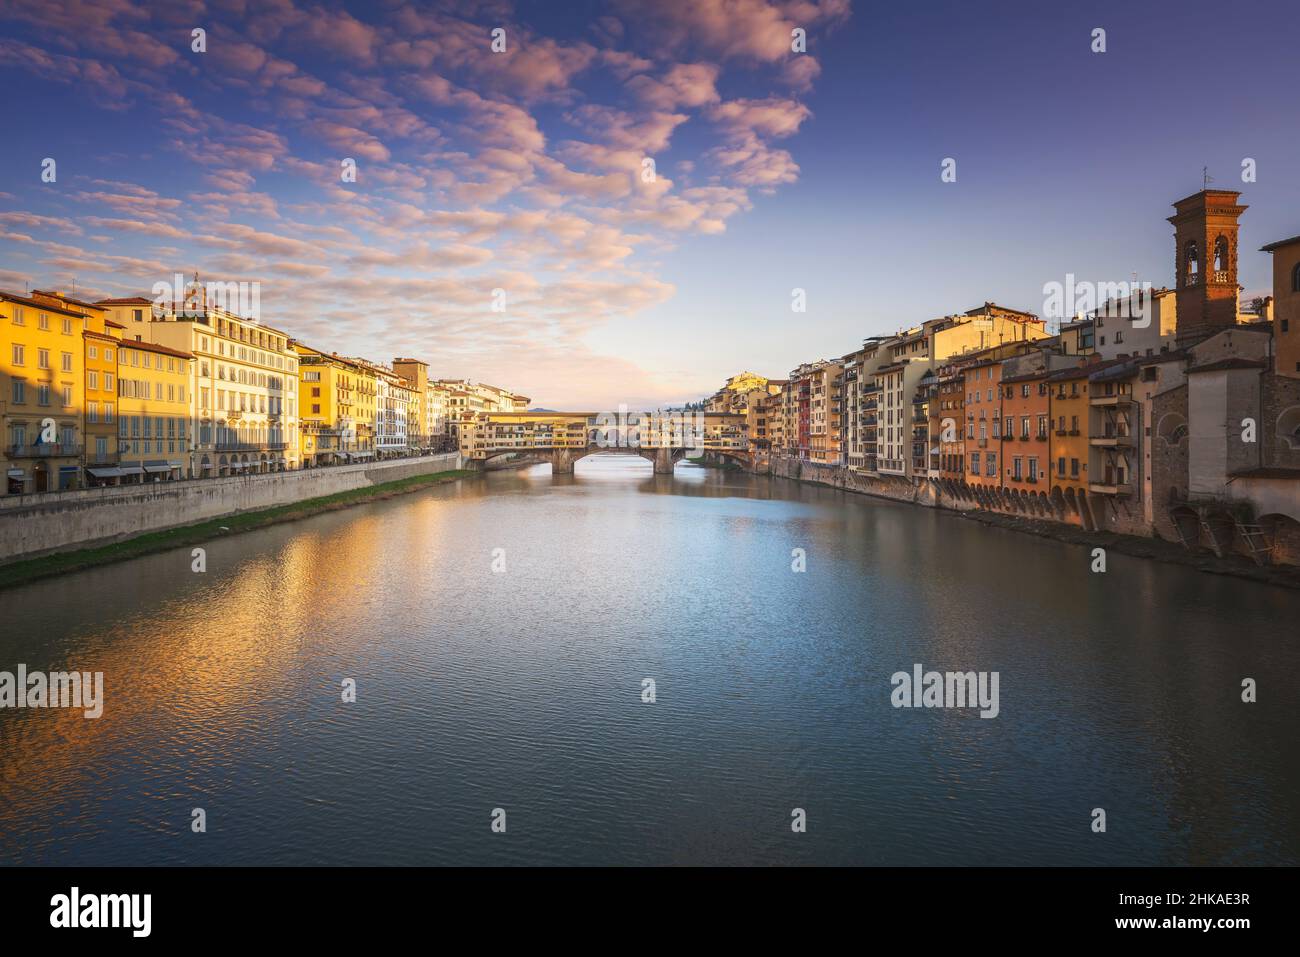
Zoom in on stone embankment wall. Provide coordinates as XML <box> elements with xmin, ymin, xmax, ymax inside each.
<box><xmin>0</xmin><ymin>453</ymin><xmax>463</xmax><ymax>563</ymax></box>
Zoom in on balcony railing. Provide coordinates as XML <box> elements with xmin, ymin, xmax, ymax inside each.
<box><xmin>7</xmin><ymin>442</ymin><xmax>82</xmax><ymax>458</ymax></box>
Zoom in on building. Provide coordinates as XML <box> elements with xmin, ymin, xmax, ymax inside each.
<box><xmin>392</xmin><ymin>357</ymin><xmax>430</xmax><ymax>449</ymax></box>
<box><xmin>102</xmin><ymin>283</ymin><xmax>300</xmax><ymax>477</ymax></box>
<box><xmin>1169</xmin><ymin>189</ymin><xmax>1248</xmax><ymax>347</ymax></box>
<box><xmin>1</xmin><ymin>291</ymin><xmax>87</xmax><ymax>494</ymax></box>
<box><xmin>30</xmin><ymin>291</ymin><xmax>121</xmax><ymax>485</ymax></box>
<box><xmin>296</xmin><ymin>347</ymin><xmax>377</xmax><ymax>466</ymax></box>
<box><xmin>115</xmin><ymin>337</ymin><xmax>194</xmax><ymax>483</ymax></box>
<box><xmin>807</xmin><ymin>360</ymin><xmax>844</xmax><ymax>465</ymax></box>
<box><xmin>1261</xmin><ymin>235</ymin><xmax>1300</xmax><ymax>379</ymax></box>
<box><xmin>1045</xmin><ymin>365</ymin><xmax>1093</xmax><ymax>509</ymax></box>
<box><xmin>1092</xmin><ymin>287</ymin><xmax>1178</xmax><ymax>359</ymax></box>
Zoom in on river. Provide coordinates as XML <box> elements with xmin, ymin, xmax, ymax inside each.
<box><xmin>1</xmin><ymin>455</ymin><xmax>1297</xmax><ymax>865</ymax></box>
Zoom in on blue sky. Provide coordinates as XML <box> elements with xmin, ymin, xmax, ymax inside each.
<box><xmin>1</xmin><ymin>0</ymin><xmax>1296</xmax><ymax>408</ymax></box>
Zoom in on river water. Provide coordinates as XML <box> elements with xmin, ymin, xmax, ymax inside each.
<box><xmin>1</xmin><ymin>455</ymin><xmax>1297</xmax><ymax>865</ymax></box>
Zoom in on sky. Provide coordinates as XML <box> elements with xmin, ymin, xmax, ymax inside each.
<box><xmin>1</xmin><ymin>0</ymin><xmax>1297</xmax><ymax>409</ymax></box>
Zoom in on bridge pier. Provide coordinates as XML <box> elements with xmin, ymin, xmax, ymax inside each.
<box><xmin>546</xmin><ymin>448</ymin><xmax>579</xmax><ymax>474</ymax></box>
<box><xmin>641</xmin><ymin>447</ymin><xmax>682</xmax><ymax>474</ymax></box>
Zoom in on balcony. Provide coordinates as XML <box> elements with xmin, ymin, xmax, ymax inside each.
<box><xmin>1090</xmin><ymin>393</ymin><xmax>1133</xmax><ymax>407</ymax></box>
<box><xmin>7</xmin><ymin>442</ymin><xmax>82</xmax><ymax>458</ymax></box>
<box><xmin>1089</xmin><ymin>480</ymin><xmax>1133</xmax><ymax>496</ymax></box>
<box><xmin>1089</xmin><ymin>431</ymin><xmax>1132</xmax><ymax>447</ymax></box>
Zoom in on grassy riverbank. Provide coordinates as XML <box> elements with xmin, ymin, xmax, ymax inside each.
<box><xmin>0</xmin><ymin>468</ymin><xmax>477</xmax><ymax>591</ymax></box>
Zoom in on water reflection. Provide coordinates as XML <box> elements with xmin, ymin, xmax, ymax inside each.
<box><xmin>1</xmin><ymin>455</ymin><xmax>1297</xmax><ymax>865</ymax></box>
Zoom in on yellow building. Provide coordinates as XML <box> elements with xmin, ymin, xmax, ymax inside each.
<box><xmin>30</xmin><ymin>291</ymin><xmax>121</xmax><ymax>485</ymax></box>
<box><xmin>115</xmin><ymin>338</ymin><xmax>194</xmax><ymax>482</ymax></box>
<box><xmin>392</xmin><ymin>357</ymin><xmax>429</xmax><ymax>448</ymax></box>
<box><xmin>296</xmin><ymin>346</ymin><xmax>378</xmax><ymax>465</ymax></box>
<box><xmin>1</xmin><ymin>290</ymin><xmax>87</xmax><ymax>494</ymax></box>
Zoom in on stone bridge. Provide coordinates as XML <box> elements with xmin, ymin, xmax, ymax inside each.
<box><xmin>459</xmin><ymin>411</ymin><xmax>752</xmax><ymax>474</ymax></box>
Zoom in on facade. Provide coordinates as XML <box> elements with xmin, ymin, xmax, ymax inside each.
<box><xmin>115</xmin><ymin>338</ymin><xmax>194</xmax><ymax>482</ymax></box>
<box><xmin>1261</xmin><ymin>235</ymin><xmax>1300</xmax><ymax>379</ymax></box>
<box><xmin>392</xmin><ymin>357</ymin><xmax>430</xmax><ymax>448</ymax></box>
<box><xmin>1</xmin><ymin>291</ymin><xmax>87</xmax><ymax>493</ymax></box>
<box><xmin>105</xmin><ymin>286</ymin><xmax>300</xmax><ymax>477</ymax></box>
<box><xmin>296</xmin><ymin>347</ymin><xmax>376</xmax><ymax>466</ymax></box>
<box><xmin>1046</xmin><ymin>365</ymin><xmax>1092</xmax><ymax>502</ymax></box>
<box><xmin>1092</xmin><ymin>288</ymin><xmax>1178</xmax><ymax>359</ymax></box>
<box><xmin>30</xmin><ymin>291</ymin><xmax>120</xmax><ymax>484</ymax></box>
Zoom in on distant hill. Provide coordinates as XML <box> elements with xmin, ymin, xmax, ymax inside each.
<box><xmin>527</xmin><ymin>407</ymin><xmax>560</xmax><ymax>413</ymax></box>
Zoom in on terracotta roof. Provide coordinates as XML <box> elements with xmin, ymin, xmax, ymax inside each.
<box><xmin>0</xmin><ymin>290</ymin><xmax>90</xmax><ymax>318</ymax></box>
<box><xmin>94</xmin><ymin>296</ymin><xmax>155</xmax><ymax>305</ymax></box>
<box><xmin>31</xmin><ymin>289</ymin><xmax>106</xmax><ymax>310</ymax></box>
<box><xmin>1259</xmin><ymin>235</ymin><xmax>1300</xmax><ymax>252</ymax></box>
<box><xmin>119</xmin><ymin>339</ymin><xmax>194</xmax><ymax>360</ymax></box>
<box><xmin>104</xmin><ymin>319</ymin><xmax>125</xmax><ymax>329</ymax></box>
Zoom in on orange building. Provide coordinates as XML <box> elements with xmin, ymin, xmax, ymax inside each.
<box><xmin>999</xmin><ymin>368</ymin><xmax>1052</xmax><ymax>488</ymax></box>
<box><xmin>961</xmin><ymin>358</ymin><xmax>1003</xmax><ymax>488</ymax></box>
<box><xmin>1046</xmin><ymin>365</ymin><xmax>1092</xmax><ymax>499</ymax></box>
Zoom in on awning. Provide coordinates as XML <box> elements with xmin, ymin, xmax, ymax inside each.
<box><xmin>143</xmin><ymin>460</ymin><xmax>173</xmax><ymax>474</ymax></box>
<box><xmin>118</xmin><ymin>466</ymin><xmax>144</xmax><ymax>476</ymax></box>
<box><xmin>87</xmin><ymin>467</ymin><xmax>123</xmax><ymax>478</ymax></box>
<box><xmin>7</xmin><ymin>468</ymin><xmax>24</xmax><ymax>478</ymax></box>
<box><xmin>59</xmin><ymin>465</ymin><xmax>79</xmax><ymax>473</ymax></box>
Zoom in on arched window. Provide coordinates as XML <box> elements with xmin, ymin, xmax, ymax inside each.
<box><xmin>1213</xmin><ymin>235</ymin><xmax>1229</xmax><ymax>277</ymax></box>
<box><xmin>1292</xmin><ymin>262</ymin><xmax>1300</xmax><ymax>293</ymax></box>
<box><xmin>1184</xmin><ymin>240</ymin><xmax>1200</xmax><ymax>284</ymax></box>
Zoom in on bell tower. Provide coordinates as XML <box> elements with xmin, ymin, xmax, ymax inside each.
<box><xmin>1168</xmin><ymin>189</ymin><xmax>1247</xmax><ymax>346</ymax></box>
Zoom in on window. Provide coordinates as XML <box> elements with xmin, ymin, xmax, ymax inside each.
<box><xmin>1292</xmin><ymin>262</ymin><xmax>1300</xmax><ymax>293</ymax></box>
<box><xmin>11</xmin><ymin>380</ymin><xmax>24</xmax><ymax>403</ymax></box>
<box><xmin>63</xmin><ymin>317</ymin><xmax>72</xmax><ymax>335</ymax></box>
<box><xmin>61</xmin><ymin>352</ymin><xmax>73</xmax><ymax>372</ymax></box>
<box><xmin>1028</xmin><ymin>458</ymin><xmax>1038</xmax><ymax>481</ymax></box>
<box><xmin>37</xmin><ymin>384</ymin><xmax>50</xmax><ymax>406</ymax></box>
<box><xmin>105</xmin><ymin>372</ymin><xmax>113</xmax><ymax>392</ymax></box>
<box><xmin>986</xmin><ymin>453</ymin><xmax>996</xmax><ymax>477</ymax></box>
<box><xmin>104</xmin><ymin>348</ymin><xmax>113</xmax><ymax>363</ymax></box>
<box><xmin>38</xmin><ymin>312</ymin><xmax>49</xmax><ymax>330</ymax></box>
<box><xmin>62</xmin><ymin>386</ymin><xmax>72</xmax><ymax>406</ymax></box>
<box><xmin>38</xmin><ymin>348</ymin><xmax>50</xmax><ymax>369</ymax></box>
<box><xmin>88</xmin><ymin>371</ymin><xmax>98</xmax><ymax>391</ymax></box>
<box><xmin>1013</xmin><ymin>457</ymin><xmax>1023</xmax><ymax>480</ymax></box>
<box><xmin>88</xmin><ymin>345</ymin><xmax>98</xmax><ymax>360</ymax></box>
<box><xmin>1057</xmin><ymin>456</ymin><xmax>1065</xmax><ymax>475</ymax></box>
<box><xmin>12</xmin><ymin>344</ymin><xmax>25</xmax><ymax>366</ymax></box>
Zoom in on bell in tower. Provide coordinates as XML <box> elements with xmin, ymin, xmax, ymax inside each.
<box><xmin>1168</xmin><ymin>189</ymin><xmax>1248</xmax><ymax>347</ymax></box>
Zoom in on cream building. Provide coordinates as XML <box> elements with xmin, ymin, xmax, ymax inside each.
<box><xmin>100</xmin><ymin>285</ymin><xmax>300</xmax><ymax>476</ymax></box>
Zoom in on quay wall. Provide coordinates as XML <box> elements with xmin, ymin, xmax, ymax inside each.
<box><xmin>0</xmin><ymin>453</ymin><xmax>463</xmax><ymax>564</ymax></box>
